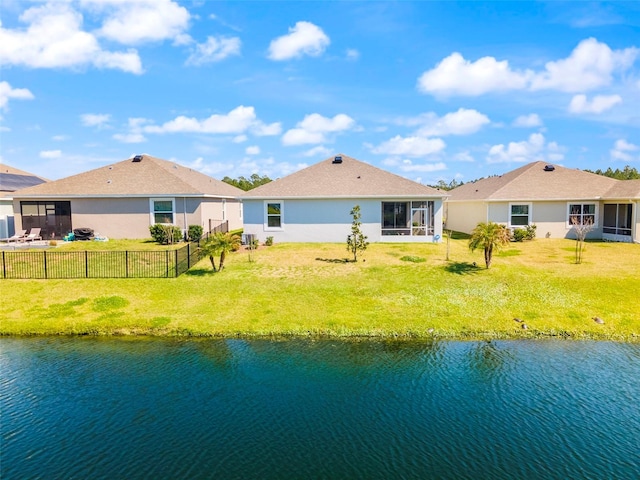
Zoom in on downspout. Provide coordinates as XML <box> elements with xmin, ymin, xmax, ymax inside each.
<box><xmin>183</xmin><ymin>197</ymin><xmax>187</xmax><ymax>234</ymax></box>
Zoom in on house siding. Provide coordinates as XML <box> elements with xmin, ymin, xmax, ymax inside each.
<box><xmin>13</xmin><ymin>196</ymin><xmax>243</xmax><ymax>239</ymax></box>
<box><xmin>244</xmin><ymin>198</ymin><xmax>444</xmax><ymax>243</ymax></box>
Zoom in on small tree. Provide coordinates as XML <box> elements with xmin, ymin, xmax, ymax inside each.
<box><xmin>570</xmin><ymin>216</ymin><xmax>593</xmax><ymax>264</ymax></box>
<box><xmin>346</xmin><ymin>205</ymin><xmax>369</xmax><ymax>262</ymax></box>
<box><xmin>468</xmin><ymin>222</ymin><xmax>511</xmax><ymax>268</ymax></box>
<box><xmin>201</xmin><ymin>232</ymin><xmax>241</xmax><ymax>271</ymax></box>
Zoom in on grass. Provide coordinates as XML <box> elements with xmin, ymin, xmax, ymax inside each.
<box><xmin>1</xmin><ymin>238</ymin><xmax>638</xmax><ymax>341</ymax></box>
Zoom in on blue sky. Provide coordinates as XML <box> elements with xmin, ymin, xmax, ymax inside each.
<box><xmin>1</xmin><ymin>1</ymin><xmax>639</xmax><ymax>185</ymax></box>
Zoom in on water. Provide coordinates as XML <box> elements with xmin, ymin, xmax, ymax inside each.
<box><xmin>1</xmin><ymin>338</ymin><xmax>639</xmax><ymax>479</ymax></box>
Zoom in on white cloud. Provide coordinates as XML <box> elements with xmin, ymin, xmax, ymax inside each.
<box><xmin>233</xmin><ymin>135</ymin><xmax>248</xmax><ymax>143</ymax></box>
<box><xmin>303</xmin><ymin>145</ymin><xmax>332</xmax><ymax>157</ymax></box>
<box><xmin>81</xmin><ymin>113</ymin><xmax>111</xmax><ymax>128</ymax></box>
<box><xmin>268</xmin><ymin>21</ymin><xmax>330</xmax><ymax>61</ymax></box>
<box><xmin>413</xmin><ymin>108</ymin><xmax>490</xmax><ymax>137</ymax></box>
<box><xmin>251</xmin><ymin>121</ymin><xmax>282</xmax><ymax>136</ymax></box>
<box><xmin>398</xmin><ymin>160</ymin><xmax>447</xmax><ymax>173</ymax></box>
<box><xmin>513</xmin><ymin>113</ymin><xmax>542</xmax><ymax>127</ymax></box>
<box><xmin>113</xmin><ymin>133</ymin><xmax>146</xmax><ymax>143</ymax></box>
<box><xmin>91</xmin><ymin>0</ymin><xmax>191</xmax><ymax>45</ymax></box>
<box><xmin>245</xmin><ymin>145</ymin><xmax>260</xmax><ymax>155</ymax></box>
<box><xmin>346</xmin><ymin>49</ymin><xmax>360</xmax><ymax>61</ymax></box>
<box><xmin>39</xmin><ymin>149</ymin><xmax>62</xmax><ymax>158</ymax></box>
<box><xmin>0</xmin><ymin>3</ymin><xmax>143</xmax><ymax>74</ymax></box>
<box><xmin>417</xmin><ymin>52</ymin><xmax>532</xmax><ymax>96</ymax></box>
<box><xmin>0</xmin><ymin>81</ymin><xmax>34</xmax><ymax>110</ymax></box>
<box><xmin>417</xmin><ymin>38</ymin><xmax>638</xmax><ymax>97</ymax></box>
<box><xmin>610</xmin><ymin>138</ymin><xmax>639</xmax><ymax>162</ymax></box>
<box><xmin>186</xmin><ymin>36</ymin><xmax>241</xmax><ymax>65</ymax></box>
<box><xmin>281</xmin><ymin>129</ymin><xmax>326</xmax><ymax>146</ymax></box>
<box><xmin>145</xmin><ymin>106</ymin><xmax>259</xmax><ymax>134</ymax></box>
<box><xmin>282</xmin><ymin>113</ymin><xmax>355</xmax><ymax>146</ymax></box>
<box><xmin>487</xmin><ymin>133</ymin><xmax>564</xmax><ymax>164</ymax></box>
<box><xmin>568</xmin><ymin>94</ymin><xmax>622</xmax><ymax>114</ymax></box>
<box><xmin>530</xmin><ymin>38</ymin><xmax>639</xmax><ymax>92</ymax></box>
<box><xmin>52</xmin><ymin>135</ymin><xmax>69</xmax><ymax>141</ymax></box>
<box><xmin>372</xmin><ymin>135</ymin><xmax>446</xmax><ymax>157</ymax></box>
<box><xmin>453</xmin><ymin>151</ymin><xmax>475</xmax><ymax>162</ymax></box>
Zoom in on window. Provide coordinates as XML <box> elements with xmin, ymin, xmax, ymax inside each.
<box><xmin>150</xmin><ymin>198</ymin><xmax>175</xmax><ymax>224</ymax></box>
<box><xmin>410</xmin><ymin>201</ymin><xmax>435</xmax><ymax>236</ymax></box>
<box><xmin>265</xmin><ymin>201</ymin><xmax>283</xmax><ymax>230</ymax></box>
<box><xmin>510</xmin><ymin>204</ymin><xmax>531</xmax><ymax>227</ymax></box>
<box><xmin>568</xmin><ymin>203</ymin><xmax>596</xmax><ymax>227</ymax></box>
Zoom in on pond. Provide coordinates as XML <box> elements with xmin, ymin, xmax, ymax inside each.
<box><xmin>1</xmin><ymin>338</ymin><xmax>639</xmax><ymax>479</ymax></box>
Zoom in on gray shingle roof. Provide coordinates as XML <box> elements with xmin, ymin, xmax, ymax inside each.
<box><xmin>12</xmin><ymin>155</ymin><xmax>244</xmax><ymax>198</ymax></box>
<box><xmin>0</xmin><ymin>164</ymin><xmax>48</xmax><ymax>196</ymax></box>
<box><xmin>242</xmin><ymin>154</ymin><xmax>446</xmax><ymax>199</ymax></box>
<box><xmin>446</xmin><ymin>161</ymin><xmax>635</xmax><ymax>201</ymax></box>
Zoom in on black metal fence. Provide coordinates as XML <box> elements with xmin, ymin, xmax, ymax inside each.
<box><xmin>1</xmin><ymin>241</ymin><xmax>205</xmax><ymax>279</ymax></box>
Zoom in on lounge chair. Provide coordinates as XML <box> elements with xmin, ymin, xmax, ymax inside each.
<box><xmin>3</xmin><ymin>229</ymin><xmax>27</xmax><ymax>243</ymax></box>
<box><xmin>24</xmin><ymin>228</ymin><xmax>43</xmax><ymax>242</ymax></box>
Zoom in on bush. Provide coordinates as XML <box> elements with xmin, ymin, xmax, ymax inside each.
<box><xmin>511</xmin><ymin>224</ymin><xmax>537</xmax><ymax>242</ymax></box>
<box><xmin>187</xmin><ymin>225</ymin><xmax>203</xmax><ymax>242</ymax></box>
<box><xmin>265</xmin><ymin>236</ymin><xmax>274</xmax><ymax>246</ymax></box>
<box><xmin>400</xmin><ymin>255</ymin><xmax>426</xmax><ymax>263</ymax></box>
<box><xmin>149</xmin><ymin>224</ymin><xmax>182</xmax><ymax>244</ymax></box>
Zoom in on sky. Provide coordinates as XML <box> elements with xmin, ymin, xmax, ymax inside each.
<box><xmin>1</xmin><ymin>1</ymin><xmax>639</xmax><ymax>186</ymax></box>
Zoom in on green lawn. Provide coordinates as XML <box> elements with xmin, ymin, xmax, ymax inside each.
<box><xmin>1</xmin><ymin>238</ymin><xmax>638</xmax><ymax>341</ymax></box>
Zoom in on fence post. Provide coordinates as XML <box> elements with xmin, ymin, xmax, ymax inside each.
<box><xmin>85</xmin><ymin>251</ymin><xmax>89</xmax><ymax>278</ymax></box>
<box><xmin>2</xmin><ymin>251</ymin><xmax>5</xmax><ymax>279</ymax></box>
<box><xmin>126</xmin><ymin>250</ymin><xmax>129</xmax><ymax>278</ymax></box>
<box><xmin>43</xmin><ymin>251</ymin><xmax>48</xmax><ymax>279</ymax></box>
<box><xmin>175</xmin><ymin>249</ymin><xmax>179</xmax><ymax>277</ymax></box>
<box><xmin>187</xmin><ymin>243</ymin><xmax>191</xmax><ymax>270</ymax></box>
<box><xmin>165</xmin><ymin>250</ymin><xmax>169</xmax><ymax>278</ymax></box>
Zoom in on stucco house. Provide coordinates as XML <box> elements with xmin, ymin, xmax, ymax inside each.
<box><xmin>1</xmin><ymin>164</ymin><xmax>48</xmax><ymax>239</ymax></box>
<box><xmin>242</xmin><ymin>154</ymin><xmax>447</xmax><ymax>243</ymax></box>
<box><xmin>12</xmin><ymin>155</ymin><xmax>244</xmax><ymax>240</ymax></box>
<box><xmin>446</xmin><ymin>161</ymin><xmax>640</xmax><ymax>243</ymax></box>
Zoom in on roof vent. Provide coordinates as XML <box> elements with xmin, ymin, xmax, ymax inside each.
<box><xmin>544</xmin><ymin>164</ymin><xmax>555</xmax><ymax>172</ymax></box>
<box><xmin>132</xmin><ymin>155</ymin><xmax>144</xmax><ymax>162</ymax></box>
<box><xmin>332</xmin><ymin>156</ymin><xmax>343</xmax><ymax>164</ymax></box>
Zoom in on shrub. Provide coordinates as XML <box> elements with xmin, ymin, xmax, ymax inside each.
<box><xmin>265</xmin><ymin>236</ymin><xmax>274</xmax><ymax>246</ymax></box>
<box><xmin>149</xmin><ymin>224</ymin><xmax>182</xmax><ymax>244</ymax></box>
<box><xmin>400</xmin><ymin>255</ymin><xmax>426</xmax><ymax>263</ymax></box>
<box><xmin>187</xmin><ymin>225</ymin><xmax>203</xmax><ymax>242</ymax></box>
<box><xmin>512</xmin><ymin>224</ymin><xmax>537</xmax><ymax>242</ymax></box>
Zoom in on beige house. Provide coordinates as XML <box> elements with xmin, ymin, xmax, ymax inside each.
<box><xmin>446</xmin><ymin>161</ymin><xmax>640</xmax><ymax>243</ymax></box>
<box><xmin>12</xmin><ymin>155</ymin><xmax>244</xmax><ymax>240</ymax></box>
<box><xmin>242</xmin><ymin>154</ymin><xmax>447</xmax><ymax>243</ymax></box>
<box><xmin>1</xmin><ymin>164</ymin><xmax>48</xmax><ymax>239</ymax></box>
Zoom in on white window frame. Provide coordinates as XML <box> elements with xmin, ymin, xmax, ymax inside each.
<box><xmin>264</xmin><ymin>200</ymin><xmax>284</xmax><ymax>231</ymax></box>
<box><xmin>149</xmin><ymin>198</ymin><xmax>175</xmax><ymax>225</ymax></box>
<box><xmin>566</xmin><ymin>202</ymin><xmax>598</xmax><ymax>228</ymax></box>
<box><xmin>509</xmin><ymin>203</ymin><xmax>532</xmax><ymax>228</ymax></box>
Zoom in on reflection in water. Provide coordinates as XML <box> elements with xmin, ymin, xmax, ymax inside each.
<box><xmin>1</xmin><ymin>338</ymin><xmax>639</xmax><ymax>480</ymax></box>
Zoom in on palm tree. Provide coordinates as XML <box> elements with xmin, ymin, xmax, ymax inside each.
<box><xmin>201</xmin><ymin>232</ymin><xmax>241</xmax><ymax>271</ymax></box>
<box><xmin>468</xmin><ymin>222</ymin><xmax>511</xmax><ymax>268</ymax></box>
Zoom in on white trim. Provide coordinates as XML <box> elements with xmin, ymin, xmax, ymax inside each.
<box><xmin>264</xmin><ymin>200</ymin><xmax>284</xmax><ymax>231</ymax></box>
<box><xmin>222</xmin><ymin>199</ymin><xmax>226</xmax><ymax>221</ymax></box>
<box><xmin>508</xmin><ymin>202</ymin><xmax>532</xmax><ymax>228</ymax></box>
<box><xmin>566</xmin><ymin>201</ymin><xmax>599</xmax><ymax>228</ymax></box>
<box><xmin>149</xmin><ymin>198</ymin><xmax>175</xmax><ymax>225</ymax></box>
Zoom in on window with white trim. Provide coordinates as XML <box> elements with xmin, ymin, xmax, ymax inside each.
<box><xmin>510</xmin><ymin>203</ymin><xmax>531</xmax><ymax>227</ymax></box>
<box><xmin>568</xmin><ymin>203</ymin><xmax>596</xmax><ymax>227</ymax></box>
<box><xmin>265</xmin><ymin>201</ymin><xmax>283</xmax><ymax>230</ymax></box>
<box><xmin>150</xmin><ymin>198</ymin><xmax>175</xmax><ymax>224</ymax></box>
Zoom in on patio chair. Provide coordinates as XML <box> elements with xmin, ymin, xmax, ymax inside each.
<box><xmin>3</xmin><ymin>229</ymin><xmax>27</xmax><ymax>243</ymax></box>
<box><xmin>24</xmin><ymin>228</ymin><xmax>43</xmax><ymax>242</ymax></box>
